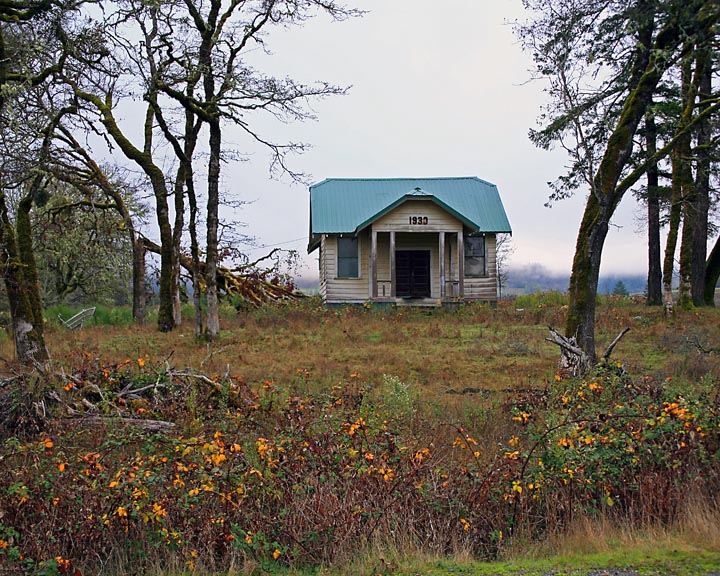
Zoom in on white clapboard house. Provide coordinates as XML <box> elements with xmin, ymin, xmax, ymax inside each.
<box><xmin>308</xmin><ymin>177</ymin><xmax>512</xmax><ymax>305</ymax></box>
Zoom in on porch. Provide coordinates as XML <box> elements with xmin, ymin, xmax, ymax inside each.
<box><xmin>366</xmin><ymin>229</ymin><xmax>467</xmax><ymax>302</ymax></box>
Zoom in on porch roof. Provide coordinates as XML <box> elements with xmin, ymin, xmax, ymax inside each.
<box><xmin>308</xmin><ymin>177</ymin><xmax>512</xmax><ymax>252</ymax></box>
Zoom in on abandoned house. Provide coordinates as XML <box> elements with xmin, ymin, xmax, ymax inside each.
<box><xmin>307</xmin><ymin>177</ymin><xmax>512</xmax><ymax>305</ymax></box>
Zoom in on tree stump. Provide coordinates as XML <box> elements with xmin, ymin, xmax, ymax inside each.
<box><xmin>546</xmin><ymin>326</ymin><xmax>630</xmax><ymax>378</ymax></box>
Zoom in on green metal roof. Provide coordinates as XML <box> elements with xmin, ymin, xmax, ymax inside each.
<box><xmin>308</xmin><ymin>177</ymin><xmax>512</xmax><ymax>252</ymax></box>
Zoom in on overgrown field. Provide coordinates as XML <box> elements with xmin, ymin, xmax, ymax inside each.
<box><xmin>1</xmin><ymin>295</ymin><xmax>719</xmax><ymax>575</ymax></box>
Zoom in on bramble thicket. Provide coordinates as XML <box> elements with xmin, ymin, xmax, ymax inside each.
<box><xmin>0</xmin><ymin>299</ymin><xmax>719</xmax><ymax>574</ymax></box>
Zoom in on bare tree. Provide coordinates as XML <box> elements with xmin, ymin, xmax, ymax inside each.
<box><xmin>134</xmin><ymin>0</ymin><xmax>360</xmax><ymax>339</ymax></box>
<box><xmin>496</xmin><ymin>233</ymin><xmax>514</xmax><ymax>300</ymax></box>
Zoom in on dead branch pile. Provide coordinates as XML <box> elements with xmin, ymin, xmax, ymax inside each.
<box><xmin>0</xmin><ymin>361</ymin><xmax>259</xmax><ymax>438</ymax></box>
<box><xmin>143</xmin><ymin>239</ymin><xmax>304</xmax><ymax>307</ymax></box>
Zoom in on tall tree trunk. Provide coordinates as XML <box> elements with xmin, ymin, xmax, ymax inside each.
<box><xmin>677</xmin><ymin>51</ymin><xmax>697</xmax><ymax>309</ymax></box>
<box><xmin>566</xmin><ymin>0</ymin><xmax>663</xmax><ymax>361</ymax></box>
<box><xmin>132</xmin><ymin>236</ymin><xmax>146</xmax><ymax>323</ymax></box>
<box><xmin>153</xmin><ymin>167</ymin><xmax>176</xmax><ymax>332</ymax></box>
<box><xmin>200</xmin><ymin>0</ymin><xmax>222</xmax><ymax>341</ymax></box>
<box><xmin>144</xmin><ymin>101</ymin><xmax>176</xmax><ymax>333</ymax></box>
<box><xmin>645</xmin><ymin>106</ymin><xmax>662</xmax><ymax>305</ymax></box>
<box><xmin>171</xmin><ymin>163</ymin><xmax>186</xmax><ymax>327</ymax></box>
<box><xmin>567</xmin><ymin>194</ymin><xmax>611</xmax><ymax>360</ymax></box>
<box><xmin>205</xmin><ymin>117</ymin><xmax>221</xmax><ymax>340</ymax></box>
<box><xmin>691</xmin><ymin>44</ymin><xmax>712</xmax><ymax>306</ymax></box>
<box><xmin>74</xmin><ymin>89</ymin><xmax>177</xmax><ymax>332</ymax></box>
<box><xmin>663</xmin><ymin>150</ymin><xmax>683</xmax><ymax>309</ymax></box>
<box><xmin>188</xmin><ymin>169</ymin><xmax>203</xmax><ymax>338</ymax></box>
<box><xmin>0</xmin><ymin>27</ymin><xmax>47</xmax><ymax>363</ymax></box>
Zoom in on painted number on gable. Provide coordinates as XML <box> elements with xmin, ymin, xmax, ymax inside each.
<box><xmin>409</xmin><ymin>216</ymin><xmax>429</xmax><ymax>225</ymax></box>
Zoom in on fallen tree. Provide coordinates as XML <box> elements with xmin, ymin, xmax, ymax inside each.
<box><xmin>142</xmin><ymin>239</ymin><xmax>303</xmax><ymax>308</ymax></box>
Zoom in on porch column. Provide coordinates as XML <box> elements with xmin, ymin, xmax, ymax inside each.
<box><xmin>457</xmin><ymin>232</ymin><xmax>464</xmax><ymax>298</ymax></box>
<box><xmin>389</xmin><ymin>231</ymin><xmax>396</xmax><ymax>298</ymax></box>
<box><xmin>370</xmin><ymin>228</ymin><xmax>378</xmax><ymax>299</ymax></box>
<box><xmin>439</xmin><ymin>231</ymin><xmax>446</xmax><ymax>299</ymax></box>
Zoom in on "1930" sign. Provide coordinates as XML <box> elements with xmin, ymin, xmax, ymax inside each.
<box><xmin>408</xmin><ymin>216</ymin><xmax>428</xmax><ymax>225</ymax></box>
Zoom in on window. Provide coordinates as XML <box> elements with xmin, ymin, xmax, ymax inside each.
<box><xmin>337</xmin><ymin>237</ymin><xmax>359</xmax><ymax>278</ymax></box>
<box><xmin>464</xmin><ymin>235</ymin><xmax>486</xmax><ymax>276</ymax></box>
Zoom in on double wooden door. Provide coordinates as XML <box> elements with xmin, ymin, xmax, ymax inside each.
<box><xmin>395</xmin><ymin>250</ymin><xmax>431</xmax><ymax>298</ymax></box>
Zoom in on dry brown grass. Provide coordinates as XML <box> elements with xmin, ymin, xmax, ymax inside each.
<box><xmin>2</xmin><ymin>296</ymin><xmax>718</xmax><ymax>407</ymax></box>
<box><xmin>512</xmin><ymin>499</ymin><xmax>720</xmax><ymax>563</ymax></box>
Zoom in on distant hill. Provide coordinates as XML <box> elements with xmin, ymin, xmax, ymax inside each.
<box><xmin>505</xmin><ymin>264</ymin><xmax>648</xmax><ymax>296</ymax></box>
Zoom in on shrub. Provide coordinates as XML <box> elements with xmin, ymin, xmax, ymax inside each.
<box><xmin>0</xmin><ymin>362</ymin><xmax>519</xmax><ymax>573</ymax></box>
<box><xmin>510</xmin><ymin>364</ymin><xmax>720</xmax><ymax>534</ymax></box>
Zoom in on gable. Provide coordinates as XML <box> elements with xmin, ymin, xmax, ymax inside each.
<box><xmin>371</xmin><ymin>199</ymin><xmax>464</xmax><ymax>232</ymax></box>
<box><xmin>308</xmin><ymin>177</ymin><xmax>511</xmax><ymax>252</ymax></box>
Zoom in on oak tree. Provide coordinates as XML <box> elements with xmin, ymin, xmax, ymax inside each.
<box><xmin>518</xmin><ymin>0</ymin><xmax>720</xmax><ymax>363</ymax></box>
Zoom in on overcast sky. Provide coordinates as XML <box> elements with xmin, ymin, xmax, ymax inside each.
<box><xmin>223</xmin><ymin>0</ymin><xmax>651</xmax><ymax>283</ymax></box>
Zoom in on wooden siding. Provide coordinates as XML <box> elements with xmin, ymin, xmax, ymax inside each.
<box><xmin>372</xmin><ymin>199</ymin><xmax>463</xmax><ymax>233</ymax></box>
<box><xmin>463</xmin><ymin>234</ymin><xmax>498</xmax><ymax>301</ymax></box>
<box><xmin>323</xmin><ymin>232</ymin><xmax>371</xmax><ymax>303</ymax></box>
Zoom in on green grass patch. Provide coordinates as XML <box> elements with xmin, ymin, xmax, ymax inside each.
<box><xmin>47</xmin><ymin>304</ymin><xmax>135</xmax><ymax>327</ymax></box>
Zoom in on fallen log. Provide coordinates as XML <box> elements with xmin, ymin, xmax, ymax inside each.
<box><xmin>61</xmin><ymin>415</ymin><xmax>175</xmax><ymax>433</ymax></box>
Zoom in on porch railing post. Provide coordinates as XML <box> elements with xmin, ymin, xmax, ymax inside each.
<box><xmin>390</xmin><ymin>231</ymin><xmax>396</xmax><ymax>298</ymax></box>
<box><xmin>458</xmin><ymin>232</ymin><xmax>464</xmax><ymax>298</ymax></box>
<box><xmin>439</xmin><ymin>231</ymin><xmax>446</xmax><ymax>299</ymax></box>
<box><xmin>370</xmin><ymin>229</ymin><xmax>378</xmax><ymax>299</ymax></box>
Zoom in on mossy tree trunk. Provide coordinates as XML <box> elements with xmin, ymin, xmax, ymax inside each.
<box><xmin>676</xmin><ymin>49</ymin><xmax>699</xmax><ymax>309</ymax></box>
<box><xmin>188</xmin><ymin>163</ymin><xmax>203</xmax><ymax>339</ymax></box>
<box><xmin>672</xmin><ymin>39</ymin><xmax>713</xmax><ymax>309</ymax></box>
<box><xmin>567</xmin><ymin>194</ymin><xmax>608</xmax><ymax>359</ymax></box>
<box><xmin>53</xmin><ymin>125</ymin><xmax>148</xmax><ymax>323</ymax></box>
<box><xmin>0</xmin><ymin>190</ymin><xmax>49</xmax><ymax>364</ymax></box>
<box><xmin>565</xmin><ymin>0</ymin><xmax>719</xmax><ymax>360</ymax></box>
<box><xmin>205</xmin><ymin>115</ymin><xmax>221</xmax><ymax>340</ymax></box>
<box><xmin>171</xmin><ymin>162</ymin><xmax>185</xmax><ymax>328</ymax></box>
<box><xmin>132</xmin><ymin>237</ymin><xmax>146</xmax><ymax>324</ymax></box>
<box><xmin>566</xmin><ymin>4</ymin><xmax>661</xmax><ymax>361</ymax></box>
<box><xmin>0</xmin><ymin>5</ymin><xmax>52</xmax><ymax>364</ymax></box>
<box><xmin>74</xmin><ymin>89</ymin><xmax>177</xmax><ymax>332</ymax></box>
<box><xmin>662</xmin><ymin>181</ymin><xmax>682</xmax><ymax>309</ymax></box>
<box><xmin>196</xmin><ymin>0</ymin><xmax>221</xmax><ymax>341</ymax></box>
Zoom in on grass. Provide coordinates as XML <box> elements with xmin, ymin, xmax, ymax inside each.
<box><xmin>35</xmin><ymin>296</ymin><xmax>720</xmax><ymax>407</ymax></box>
<box><xmin>37</xmin><ymin>299</ymin><xmax>566</xmax><ymax>423</ymax></box>
<box><xmin>1</xmin><ymin>294</ymin><xmax>720</xmax><ymax>575</ymax></box>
